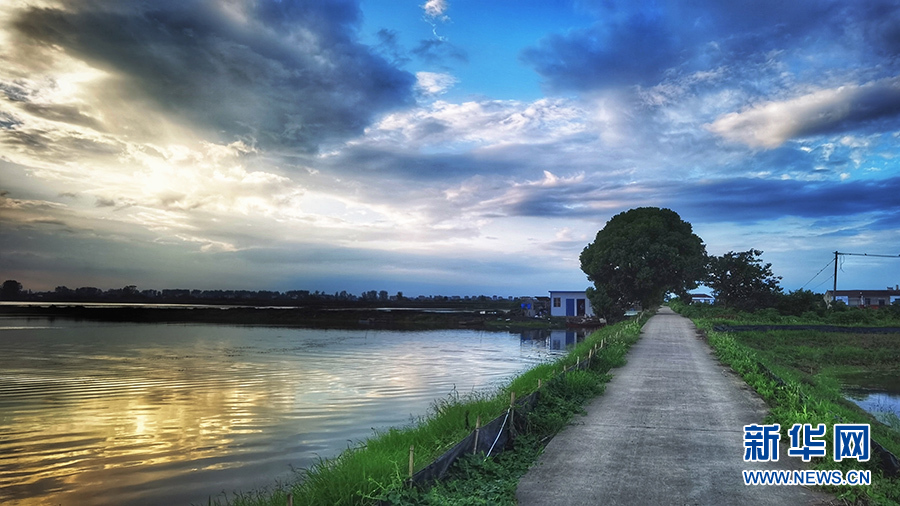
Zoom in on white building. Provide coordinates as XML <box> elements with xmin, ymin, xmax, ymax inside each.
<box><xmin>825</xmin><ymin>289</ymin><xmax>900</xmax><ymax>308</ymax></box>
<box><xmin>690</xmin><ymin>293</ymin><xmax>715</xmax><ymax>304</ymax></box>
<box><xmin>549</xmin><ymin>290</ymin><xmax>595</xmax><ymax>318</ymax></box>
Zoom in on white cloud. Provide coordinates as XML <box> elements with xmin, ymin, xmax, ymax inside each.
<box><xmin>707</xmin><ymin>77</ymin><xmax>900</xmax><ymax>148</ymax></box>
<box><xmin>416</xmin><ymin>72</ymin><xmax>458</xmax><ymax>96</ymax></box>
<box><xmin>422</xmin><ymin>0</ymin><xmax>449</xmax><ymax>20</ymax></box>
<box><xmin>366</xmin><ymin>97</ymin><xmax>591</xmax><ymax>150</ymax></box>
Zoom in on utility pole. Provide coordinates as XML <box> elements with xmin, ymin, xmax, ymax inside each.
<box><xmin>833</xmin><ymin>251</ymin><xmax>839</xmax><ymax>293</ymax></box>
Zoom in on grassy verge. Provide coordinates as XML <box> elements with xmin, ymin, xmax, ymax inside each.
<box><xmin>216</xmin><ymin>313</ymin><xmax>650</xmax><ymax>506</ymax></box>
<box><xmin>670</xmin><ymin>300</ymin><xmax>900</xmax><ymax>505</ymax></box>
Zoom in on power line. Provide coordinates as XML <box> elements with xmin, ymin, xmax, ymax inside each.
<box><xmin>801</xmin><ymin>259</ymin><xmax>836</xmax><ymax>290</ymax></box>
<box><xmin>811</xmin><ymin>275</ymin><xmax>833</xmax><ymax>292</ymax></box>
<box><xmin>836</xmin><ymin>252</ymin><xmax>900</xmax><ymax>259</ymax></box>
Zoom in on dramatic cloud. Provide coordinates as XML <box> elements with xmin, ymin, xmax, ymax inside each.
<box><xmin>5</xmin><ymin>0</ymin><xmax>415</xmax><ymax>151</ymax></box>
<box><xmin>2</xmin><ymin>0</ymin><xmax>900</xmax><ymax>295</ymax></box>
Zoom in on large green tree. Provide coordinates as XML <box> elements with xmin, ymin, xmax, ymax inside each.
<box><xmin>580</xmin><ymin>207</ymin><xmax>707</xmax><ymax>321</ymax></box>
<box><xmin>705</xmin><ymin>249</ymin><xmax>782</xmax><ymax>311</ymax></box>
<box><xmin>1</xmin><ymin>280</ymin><xmax>23</xmax><ymax>301</ymax></box>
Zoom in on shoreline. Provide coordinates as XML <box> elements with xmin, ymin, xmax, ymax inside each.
<box><xmin>0</xmin><ymin>304</ymin><xmax>581</xmax><ymax>331</ymax></box>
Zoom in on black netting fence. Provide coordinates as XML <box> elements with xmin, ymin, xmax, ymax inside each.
<box><xmin>408</xmin><ymin>345</ymin><xmax>598</xmax><ymax>487</ymax></box>
<box><xmin>715</xmin><ymin>324</ymin><xmax>900</xmax><ymax>334</ymax></box>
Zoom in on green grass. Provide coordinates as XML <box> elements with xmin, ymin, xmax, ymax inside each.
<box><xmin>670</xmin><ymin>300</ymin><xmax>900</xmax><ymax>505</ymax></box>
<box><xmin>674</xmin><ymin>299</ymin><xmax>900</xmax><ymax>327</ymax></box>
<box><xmin>212</xmin><ymin>313</ymin><xmax>650</xmax><ymax>506</ymax></box>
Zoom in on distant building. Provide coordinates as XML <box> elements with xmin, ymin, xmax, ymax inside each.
<box><xmin>549</xmin><ymin>290</ymin><xmax>594</xmax><ymax>318</ymax></box>
<box><xmin>519</xmin><ymin>297</ymin><xmax>537</xmax><ymax>318</ymax></box>
<box><xmin>690</xmin><ymin>293</ymin><xmax>715</xmax><ymax>304</ymax></box>
<box><xmin>825</xmin><ymin>289</ymin><xmax>900</xmax><ymax>308</ymax></box>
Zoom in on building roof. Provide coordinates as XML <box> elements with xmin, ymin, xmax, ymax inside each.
<box><xmin>828</xmin><ymin>289</ymin><xmax>900</xmax><ymax>296</ymax></box>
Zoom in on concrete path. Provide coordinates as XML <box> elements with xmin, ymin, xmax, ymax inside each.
<box><xmin>516</xmin><ymin>307</ymin><xmax>835</xmax><ymax>506</ymax></box>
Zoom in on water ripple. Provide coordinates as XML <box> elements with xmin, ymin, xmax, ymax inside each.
<box><xmin>0</xmin><ymin>321</ymin><xmax>565</xmax><ymax>506</ymax></box>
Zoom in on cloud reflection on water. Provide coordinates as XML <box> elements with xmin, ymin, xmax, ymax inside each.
<box><xmin>0</xmin><ymin>320</ymin><xmax>559</xmax><ymax>505</ymax></box>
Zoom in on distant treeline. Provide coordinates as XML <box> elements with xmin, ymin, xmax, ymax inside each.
<box><xmin>0</xmin><ymin>279</ymin><xmax>527</xmax><ymax>307</ymax></box>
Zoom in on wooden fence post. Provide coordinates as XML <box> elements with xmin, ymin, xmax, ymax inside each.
<box><xmin>408</xmin><ymin>445</ymin><xmax>414</xmax><ymax>482</ymax></box>
<box><xmin>473</xmin><ymin>415</ymin><xmax>481</xmax><ymax>454</ymax></box>
<box><xmin>509</xmin><ymin>391</ymin><xmax>516</xmax><ymax>436</ymax></box>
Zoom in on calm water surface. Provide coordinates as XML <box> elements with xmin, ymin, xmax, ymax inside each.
<box><xmin>0</xmin><ymin>318</ymin><xmax>565</xmax><ymax>506</ymax></box>
<box><xmin>842</xmin><ymin>371</ymin><xmax>900</xmax><ymax>431</ymax></box>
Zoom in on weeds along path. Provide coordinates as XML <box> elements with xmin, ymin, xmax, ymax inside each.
<box><xmin>516</xmin><ymin>306</ymin><xmax>835</xmax><ymax>506</ymax></box>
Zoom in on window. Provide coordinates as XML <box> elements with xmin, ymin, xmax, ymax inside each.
<box><xmin>553</xmin><ymin>297</ymin><xmax>561</xmax><ymax>307</ymax></box>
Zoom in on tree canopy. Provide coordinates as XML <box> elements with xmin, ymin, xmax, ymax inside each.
<box><xmin>705</xmin><ymin>249</ymin><xmax>783</xmax><ymax>311</ymax></box>
<box><xmin>1</xmin><ymin>280</ymin><xmax>23</xmax><ymax>300</ymax></box>
<box><xmin>580</xmin><ymin>207</ymin><xmax>707</xmax><ymax>321</ymax></box>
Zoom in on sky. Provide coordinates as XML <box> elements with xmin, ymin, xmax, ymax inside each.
<box><xmin>2</xmin><ymin>0</ymin><xmax>900</xmax><ymax>297</ymax></box>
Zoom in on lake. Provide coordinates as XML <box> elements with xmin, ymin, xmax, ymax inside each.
<box><xmin>0</xmin><ymin>318</ymin><xmax>572</xmax><ymax>506</ymax></box>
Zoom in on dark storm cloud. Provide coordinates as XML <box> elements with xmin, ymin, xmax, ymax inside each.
<box><xmin>792</xmin><ymin>81</ymin><xmax>900</xmax><ymax>139</ymax></box>
<box><xmin>1</xmin><ymin>126</ymin><xmax>121</xmax><ymax>158</ymax></box>
<box><xmin>0</xmin><ymin>111</ymin><xmax>22</xmax><ymax>130</ymax></box>
<box><xmin>375</xmin><ymin>29</ymin><xmax>411</xmax><ymax>66</ymax></box>
<box><xmin>0</xmin><ymin>81</ymin><xmax>31</xmax><ymax>102</ymax></box>
<box><xmin>523</xmin><ymin>0</ymin><xmax>891</xmax><ymax>92</ymax></box>
<box><xmin>94</xmin><ymin>197</ymin><xmax>116</xmax><ymax>208</ymax></box>
<box><xmin>505</xmin><ymin>197</ymin><xmax>592</xmax><ymax>218</ymax></box>
<box><xmin>500</xmin><ymin>180</ymin><xmax>609</xmax><ymax>218</ymax></box>
<box><xmin>1</xmin><ymin>129</ymin><xmax>53</xmax><ymax>151</ymax></box>
<box><xmin>479</xmin><ymin>168</ymin><xmax>900</xmax><ymax>229</ymax></box>
<box><xmin>9</xmin><ymin>0</ymin><xmax>415</xmax><ymax>151</ymax></box>
<box><xmin>678</xmin><ymin>177</ymin><xmax>900</xmax><ymax>223</ymax></box>
<box><xmin>320</xmin><ymin>146</ymin><xmax>519</xmax><ymax>180</ymax></box>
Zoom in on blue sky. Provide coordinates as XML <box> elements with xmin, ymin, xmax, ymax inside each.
<box><xmin>2</xmin><ymin>0</ymin><xmax>900</xmax><ymax>297</ymax></box>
